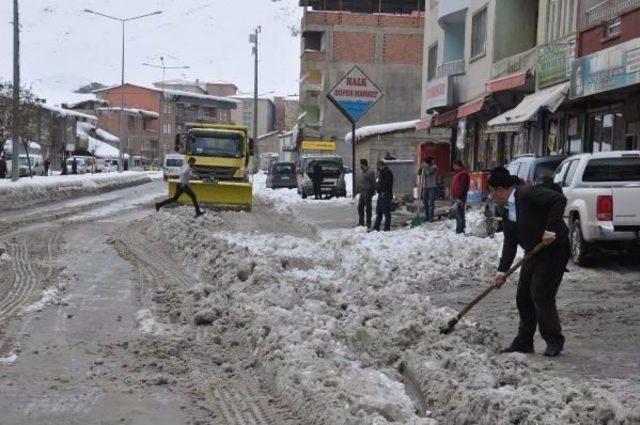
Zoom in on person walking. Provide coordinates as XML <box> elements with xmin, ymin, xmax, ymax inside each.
<box><xmin>155</xmin><ymin>157</ymin><xmax>205</xmax><ymax>218</ymax></box>
<box><xmin>356</xmin><ymin>158</ymin><xmax>376</xmax><ymax>228</ymax></box>
<box><xmin>372</xmin><ymin>160</ymin><xmax>393</xmax><ymax>232</ymax></box>
<box><xmin>421</xmin><ymin>157</ymin><xmax>438</xmax><ymax>222</ymax></box>
<box><xmin>44</xmin><ymin>157</ymin><xmax>51</xmax><ymax>176</ymax></box>
<box><xmin>489</xmin><ymin>167</ymin><xmax>570</xmax><ymax>357</ymax></box>
<box><xmin>451</xmin><ymin>160</ymin><xmax>470</xmax><ymax>234</ymax></box>
<box><xmin>0</xmin><ymin>154</ymin><xmax>7</xmax><ymax>179</ymax></box>
<box><xmin>311</xmin><ymin>160</ymin><xmax>323</xmax><ymax>200</ymax></box>
<box><xmin>71</xmin><ymin>157</ymin><xmax>78</xmax><ymax>174</ymax></box>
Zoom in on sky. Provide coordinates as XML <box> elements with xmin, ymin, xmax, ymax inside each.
<box><xmin>0</xmin><ymin>0</ymin><xmax>302</xmax><ymax>104</ymax></box>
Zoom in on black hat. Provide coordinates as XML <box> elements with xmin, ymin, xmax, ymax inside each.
<box><xmin>488</xmin><ymin>166</ymin><xmax>517</xmax><ymax>188</ymax></box>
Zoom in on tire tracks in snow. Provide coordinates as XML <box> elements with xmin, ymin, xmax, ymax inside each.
<box><xmin>113</xmin><ymin>225</ymin><xmax>299</xmax><ymax>425</ymax></box>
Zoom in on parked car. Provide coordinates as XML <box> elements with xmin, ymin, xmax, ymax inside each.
<box><xmin>162</xmin><ymin>154</ymin><xmax>184</xmax><ymax>181</ymax></box>
<box><xmin>6</xmin><ymin>154</ymin><xmax>44</xmax><ymax>177</ymax></box>
<box><xmin>66</xmin><ymin>156</ymin><xmax>95</xmax><ymax>174</ymax></box>
<box><xmin>298</xmin><ymin>156</ymin><xmax>347</xmax><ymax>199</ymax></box>
<box><xmin>266</xmin><ymin>162</ymin><xmax>297</xmax><ymax>189</ymax></box>
<box><xmin>505</xmin><ymin>155</ymin><xmax>566</xmax><ymax>186</ymax></box>
<box><xmin>552</xmin><ymin>151</ymin><xmax>640</xmax><ymax>265</ymax></box>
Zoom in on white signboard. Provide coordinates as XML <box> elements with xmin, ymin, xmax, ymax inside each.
<box><xmin>327</xmin><ymin>66</ymin><xmax>383</xmax><ymax>123</ymax></box>
<box><xmin>425</xmin><ymin>76</ymin><xmax>452</xmax><ymax>110</ymax></box>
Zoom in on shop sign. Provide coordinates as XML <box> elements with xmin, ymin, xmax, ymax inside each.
<box><xmin>537</xmin><ymin>35</ymin><xmax>575</xmax><ymax>90</ymax></box>
<box><xmin>487</xmin><ymin>123</ymin><xmax>524</xmax><ymax>133</ymax></box>
<box><xmin>327</xmin><ymin>65</ymin><xmax>383</xmax><ymax>124</ymax></box>
<box><xmin>571</xmin><ymin>38</ymin><xmax>640</xmax><ymax>99</ymax></box>
<box><xmin>301</xmin><ymin>140</ymin><xmax>336</xmax><ymax>151</ymax></box>
<box><xmin>424</xmin><ymin>76</ymin><xmax>452</xmax><ymax>110</ymax></box>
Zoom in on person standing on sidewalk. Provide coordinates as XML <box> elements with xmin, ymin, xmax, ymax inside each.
<box><xmin>489</xmin><ymin>167</ymin><xmax>570</xmax><ymax>357</ymax></box>
<box><xmin>421</xmin><ymin>157</ymin><xmax>438</xmax><ymax>222</ymax></box>
<box><xmin>311</xmin><ymin>160</ymin><xmax>323</xmax><ymax>200</ymax></box>
<box><xmin>451</xmin><ymin>160</ymin><xmax>470</xmax><ymax>234</ymax></box>
<box><xmin>372</xmin><ymin>160</ymin><xmax>393</xmax><ymax>232</ymax></box>
<box><xmin>356</xmin><ymin>158</ymin><xmax>376</xmax><ymax>229</ymax></box>
<box><xmin>0</xmin><ymin>154</ymin><xmax>7</xmax><ymax>179</ymax></box>
<box><xmin>156</xmin><ymin>157</ymin><xmax>205</xmax><ymax>218</ymax></box>
<box><xmin>44</xmin><ymin>157</ymin><xmax>51</xmax><ymax>176</ymax></box>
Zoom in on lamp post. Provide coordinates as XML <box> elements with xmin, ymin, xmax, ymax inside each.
<box><xmin>249</xmin><ymin>26</ymin><xmax>261</xmax><ymax>171</ymax></box>
<box><xmin>11</xmin><ymin>0</ymin><xmax>20</xmax><ymax>181</ymax></box>
<box><xmin>143</xmin><ymin>57</ymin><xmax>189</xmax><ymax>158</ymax></box>
<box><xmin>84</xmin><ymin>9</ymin><xmax>162</xmax><ymax>172</ymax></box>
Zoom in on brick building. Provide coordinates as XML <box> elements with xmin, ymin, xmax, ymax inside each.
<box><xmin>94</xmin><ymin>84</ymin><xmax>239</xmax><ymax>159</ymax></box>
<box><xmin>96</xmin><ymin>107</ymin><xmax>159</xmax><ymax>163</ymax></box>
<box><xmin>298</xmin><ymin>0</ymin><xmax>425</xmax><ymax>163</ymax></box>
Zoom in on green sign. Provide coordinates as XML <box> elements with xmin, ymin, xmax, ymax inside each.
<box><xmin>537</xmin><ymin>37</ymin><xmax>575</xmax><ymax>90</ymax></box>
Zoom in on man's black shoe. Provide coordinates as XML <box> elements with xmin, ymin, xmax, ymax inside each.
<box><xmin>195</xmin><ymin>211</ymin><xmax>205</xmax><ymax>218</ymax></box>
<box><xmin>543</xmin><ymin>345</ymin><xmax>562</xmax><ymax>357</ymax></box>
<box><xmin>500</xmin><ymin>345</ymin><xmax>534</xmax><ymax>354</ymax></box>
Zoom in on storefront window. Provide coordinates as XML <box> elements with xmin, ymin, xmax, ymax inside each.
<box><xmin>566</xmin><ymin>115</ymin><xmax>582</xmax><ymax>154</ymax></box>
<box><xmin>591</xmin><ymin>111</ymin><xmax>626</xmax><ymax>153</ymax></box>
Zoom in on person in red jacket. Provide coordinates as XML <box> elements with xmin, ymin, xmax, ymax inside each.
<box><xmin>451</xmin><ymin>160</ymin><xmax>470</xmax><ymax>234</ymax></box>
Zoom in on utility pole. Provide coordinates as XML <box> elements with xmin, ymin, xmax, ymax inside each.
<box><xmin>11</xmin><ymin>0</ymin><xmax>20</xmax><ymax>181</ymax></box>
<box><xmin>250</xmin><ymin>26</ymin><xmax>261</xmax><ymax>170</ymax></box>
<box><xmin>143</xmin><ymin>58</ymin><xmax>189</xmax><ymax>158</ymax></box>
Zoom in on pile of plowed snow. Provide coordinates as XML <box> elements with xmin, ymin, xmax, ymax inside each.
<box><xmin>147</xmin><ymin>207</ymin><xmax>640</xmax><ymax>424</ymax></box>
<box><xmin>0</xmin><ymin>172</ymin><xmax>160</xmax><ymax>211</ymax></box>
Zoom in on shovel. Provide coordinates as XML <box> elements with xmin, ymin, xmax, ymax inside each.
<box><xmin>439</xmin><ymin>241</ymin><xmax>547</xmax><ymax>335</ymax></box>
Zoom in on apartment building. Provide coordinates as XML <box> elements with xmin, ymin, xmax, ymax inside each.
<box><xmin>298</xmin><ymin>0</ymin><xmax>425</xmax><ymax>163</ymax></box>
<box><xmin>229</xmin><ymin>96</ymin><xmax>275</xmax><ymax>138</ymax></box>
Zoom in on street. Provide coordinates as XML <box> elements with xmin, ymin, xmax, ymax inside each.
<box><xmin>1</xmin><ymin>180</ymin><xmax>639</xmax><ymax>424</ymax></box>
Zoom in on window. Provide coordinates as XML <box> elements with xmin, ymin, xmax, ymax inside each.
<box><xmin>565</xmin><ymin>0</ymin><xmax>575</xmax><ymax>35</ymax></box>
<box><xmin>583</xmin><ymin>157</ymin><xmax>640</xmax><ymax>182</ymax></box>
<box><xmin>427</xmin><ymin>43</ymin><xmax>438</xmax><ymax>81</ymax></box>
<box><xmin>604</xmin><ymin>17</ymin><xmax>622</xmax><ymax>39</ymax></box>
<box><xmin>163</xmin><ymin>123</ymin><xmax>172</xmax><ymax>134</ymax></box>
<box><xmin>553</xmin><ymin>161</ymin><xmax>570</xmax><ymax>185</ymax></box>
<box><xmin>563</xmin><ymin>160</ymin><xmax>580</xmax><ymax>187</ymax></box>
<box><xmin>303</xmin><ymin>31</ymin><xmax>324</xmax><ymax>52</ymax></box>
<box><xmin>471</xmin><ymin>7</ymin><xmax>487</xmax><ymax>59</ymax></box>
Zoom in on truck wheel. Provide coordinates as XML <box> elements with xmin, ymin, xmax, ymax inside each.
<box><xmin>570</xmin><ymin>219</ymin><xmax>592</xmax><ymax>266</ymax></box>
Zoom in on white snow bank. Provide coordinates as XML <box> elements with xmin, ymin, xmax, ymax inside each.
<box><xmin>23</xmin><ymin>285</ymin><xmax>64</xmax><ymax>314</ymax></box>
<box><xmin>0</xmin><ymin>172</ymin><xmax>157</xmax><ymax>212</ymax></box>
<box><xmin>0</xmin><ymin>353</ymin><xmax>18</xmax><ymax>365</ymax></box>
<box><xmin>253</xmin><ymin>171</ymin><xmax>354</xmax><ymax>214</ymax></box>
<box><xmin>345</xmin><ymin>119</ymin><xmax>420</xmax><ymax>144</ymax></box>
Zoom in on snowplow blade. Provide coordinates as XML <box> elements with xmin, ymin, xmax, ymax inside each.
<box><xmin>168</xmin><ymin>180</ymin><xmax>253</xmax><ymax>210</ymax></box>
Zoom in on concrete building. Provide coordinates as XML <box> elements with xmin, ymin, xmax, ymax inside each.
<box><xmin>273</xmin><ymin>96</ymin><xmax>301</xmax><ymax>133</ymax></box>
<box><xmin>229</xmin><ymin>96</ymin><xmax>275</xmax><ymax>138</ymax></box>
<box><xmin>206</xmin><ymin>82</ymin><xmax>239</xmax><ymax>97</ymax></box>
<box><xmin>96</xmin><ymin>107</ymin><xmax>159</xmax><ymax>163</ymax></box>
<box><xmin>94</xmin><ymin>84</ymin><xmax>239</xmax><ymax>159</ymax></box>
<box><xmin>298</xmin><ymin>0</ymin><xmax>425</xmax><ymax>164</ymax></box>
<box><xmin>153</xmin><ymin>79</ymin><xmax>207</xmax><ymax>94</ymax></box>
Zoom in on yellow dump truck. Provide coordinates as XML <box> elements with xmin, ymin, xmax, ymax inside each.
<box><xmin>169</xmin><ymin>123</ymin><xmax>253</xmax><ymax>210</ymax></box>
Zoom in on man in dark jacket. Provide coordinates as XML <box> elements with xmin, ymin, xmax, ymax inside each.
<box><xmin>71</xmin><ymin>157</ymin><xmax>78</xmax><ymax>174</ymax></box>
<box><xmin>44</xmin><ymin>157</ymin><xmax>51</xmax><ymax>176</ymax></box>
<box><xmin>0</xmin><ymin>155</ymin><xmax>7</xmax><ymax>179</ymax></box>
<box><xmin>311</xmin><ymin>161</ymin><xmax>323</xmax><ymax>200</ymax></box>
<box><xmin>372</xmin><ymin>160</ymin><xmax>393</xmax><ymax>232</ymax></box>
<box><xmin>489</xmin><ymin>167</ymin><xmax>570</xmax><ymax>357</ymax></box>
<box><xmin>357</xmin><ymin>158</ymin><xmax>376</xmax><ymax>228</ymax></box>
<box><xmin>450</xmin><ymin>160</ymin><xmax>470</xmax><ymax>234</ymax></box>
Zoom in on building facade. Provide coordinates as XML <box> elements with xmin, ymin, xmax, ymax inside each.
<box><xmin>298</xmin><ymin>0</ymin><xmax>425</xmax><ymax>163</ymax></box>
<box><xmin>229</xmin><ymin>97</ymin><xmax>275</xmax><ymax>138</ymax></box>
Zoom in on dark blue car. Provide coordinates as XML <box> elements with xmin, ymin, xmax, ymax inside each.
<box><xmin>267</xmin><ymin>162</ymin><xmax>297</xmax><ymax>189</ymax></box>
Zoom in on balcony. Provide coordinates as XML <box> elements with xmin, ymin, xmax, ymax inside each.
<box><xmin>491</xmin><ymin>46</ymin><xmax>539</xmax><ymax>79</ymax></box>
<box><xmin>583</xmin><ymin>0</ymin><xmax>640</xmax><ymax>29</ymax></box>
<box><xmin>436</xmin><ymin>60</ymin><xmax>465</xmax><ymax>78</ymax></box>
<box><xmin>437</xmin><ymin>0</ymin><xmax>469</xmax><ymax>26</ymax></box>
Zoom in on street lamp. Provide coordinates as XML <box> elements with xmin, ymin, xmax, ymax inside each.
<box><xmin>143</xmin><ymin>57</ymin><xmax>189</xmax><ymax>157</ymax></box>
<box><xmin>84</xmin><ymin>9</ymin><xmax>162</xmax><ymax>172</ymax></box>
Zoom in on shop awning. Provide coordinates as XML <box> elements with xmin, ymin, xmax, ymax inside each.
<box><xmin>485</xmin><ymin>71</ymin><xmax>528</xmax><ymax>93</ymax></box>
<box><xmin>416</xmin><ymin>117</ymin><xmax>432</xmax><ymax>130</ymax></box>
<box><xmin>433</xmin><ymin>109</ymin><xmax>458</xmax><ymax>127</ymax></box>
<box><xmin>457</xmin><ymin>96</ymin><xmax>487</xmax><ymax>119</ymax></box>
<box><xmin>488</xmin><ymin>82</ymin><xmax>570</xmax><ymax>132</ymax></box>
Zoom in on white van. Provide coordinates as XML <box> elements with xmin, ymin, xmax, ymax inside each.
<box><xmin>162</xmin><ymin>154</ymin><xmax>184</xmax><ymax>181</ymax></box>
<box><xmin>6</xmin><ymin>154</ymin><xmax>44</xmax><ymax>177</ymax></box>
<box><xmin>66</xmin><ymin>156</ymin><xmax>95</xmax><ymax>174</ymax></box>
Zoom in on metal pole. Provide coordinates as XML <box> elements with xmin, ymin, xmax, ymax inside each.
<box><xmin>11</xmin><ymin>0</ymin><xmax>20</xmax><ymax>181</ymax></box>
<box><xmin>118</xmin><ymin>20</ymin><xmax>126</xmax><ymax>172</ymax></box>
<box><xmin>351</xmin><ymin>122</ymin><xmax>356</xmax><ymax>198</ymax></box>
<box><xmin>159</xmin><ymin>61</ymin><xmax>165</xmax><ymax>156</ymax></box>
<box><xmin>253</xmin><ymin>28</ymin><xmax>259</xmax><ymax>167</ymax></box>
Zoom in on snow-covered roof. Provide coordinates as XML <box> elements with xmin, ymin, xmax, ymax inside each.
<box><xmin>257</xmin><ymin>130</ymin><xmax>280</xmax><ymax>140</ymax></box>
<box><xmin>3</xmin><ymin>140</ymin><xmax>42</xmax><ymax>152</ymax></box>
<box><xmin>40</xmin><ymin>103</ymin><xmax>98</xmax><ymax>121</ymax></box>
<box><xmin>96</xmin><ymin>107</ymin><xmax>160</xmax><ymax>119</ymax></box>
<box><xmin>344</xmin><ymin>119</ymin><xmax>420</xmax><ymax>144</ymax></box>
<box><xmin>76</xmin><ymin>123</ymin><xmax>127</xmax><ymax>159</ymax></box>
<box><xmin>64</xmin><ymin>98</ymin><xmax>109</xmax><ymax>109</ymax></box>
<box><xmin>95</xmin><ymin>128</ymin><xmax>119</xmax><ymax>143</ymax></box>
<box><xmin>165</xmin><ymin>89</ymin><xmax>241</xmax><ymax>105</ymax></box>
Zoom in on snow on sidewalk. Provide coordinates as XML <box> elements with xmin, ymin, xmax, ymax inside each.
<box><xmin>0</xmin><ymin>171</ymin><xmax>161</xmax><ymax>212</ymax></box>
<box><xmin>148</xmin><ymin>206</ymin><xmax>640</xmax><ymax>424</ymax></box>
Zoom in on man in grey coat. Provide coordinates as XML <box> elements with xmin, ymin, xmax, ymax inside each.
<box><xmin>357</xmin><ymin>158</ymin><xmax>376</xmax><ymax>228</ymax></box>
<box><xmin>421</xmin><ymin>157</ymin><xmax>438</xmax><ymax>222</ymax></box>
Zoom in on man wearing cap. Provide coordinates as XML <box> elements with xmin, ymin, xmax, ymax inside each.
<box><xmin>488</xmin><ymin>166</ymin><xmax>570</xmax><ymax>357</ymax></box>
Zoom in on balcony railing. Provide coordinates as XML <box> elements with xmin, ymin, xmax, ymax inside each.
<box><xmin>584</xmin><ymin>0</ymin><xmax>640</xmax><ymax>29</ymax></box>
<box><xmin>491</xmin><ymin>46</ymin><xmax>539</xmax><ymax>79</ymax></box>
<box><xmin>436</xmin><ymin>60</ymin><xmax>465</xmax><ymax>78</ymax></box>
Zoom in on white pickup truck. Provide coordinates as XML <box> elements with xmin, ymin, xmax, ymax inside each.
<box><xmin>553</xmin><ymin>151</ymin><xmax>640</xmax><ymax>265</ymax></box>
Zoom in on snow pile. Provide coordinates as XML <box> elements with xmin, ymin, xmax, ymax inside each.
<box><xmin>0</xmin><ymin>172</ymin><xmax>157</xmax><ymax>212</ymax></box>
<box><xmin>345</xmin><ymin>119</ymin><xmax>420</xmax><ymax>144</ymax></box>
<box><xmin>253</xmin><ymin>172</ymin><xmax>354</xmax><ymax>214</ymax></box>
<box><xmin>146</xmin><ymin>208</ymin><xmax>640</xmax><ymax>424</ymax></box>
<box><xmin>0</xmin><ymin>353</ymin><xmax>18</xmax><ymax>365</ymax></box>
<box><xmin>22</xmin><ymin>284</ymin><xmax>65</xmax><ymax>314</ymax></box>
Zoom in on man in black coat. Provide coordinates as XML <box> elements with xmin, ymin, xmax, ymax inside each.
<box><xmin>372</xmin><ymin>160</ymin><xmax>394</xmax><ymax>232</ymax></box>
<box><xmin>311</xmin><ymin>161</ymin><xmax>323</xmax><ymax>200</ymax></box>
<box><xmin>489</xmin><ymin>167</ymin><xmax>570</xmax><ymax>357</ymax></box>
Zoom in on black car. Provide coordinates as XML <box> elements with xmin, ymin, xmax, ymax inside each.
<box><xmin>505</xmin><ymin>155</ymin><xmax>566</xmax><ymax>186</ymax></box>
<box><xmin>266</xmin><ymin>162</ymin><xmax>297</xmax><ymax>189</ymax></box>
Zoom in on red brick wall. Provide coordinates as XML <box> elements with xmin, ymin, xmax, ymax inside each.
<box><xmin>333</xmin><ymin>31</ymin><xmax>376</xmax><ymax>62</ymax></box>
<box><xmin>383</xmin><ymin>34</ymin><xmax>423</xmax><ymax>64</ymax></box>
<box><xmin>578</xmin><ymin>9</ymin><xmax>640</xmax><ymax>57</ymax></box>
<box><xmin>206</xmin><ymin>83</ymin><xmax>237</xmax><ymax>96</ymax></box>
<box><xmin>304</xmin><ymin>10</ymin><xmax>423</xmax><ymax>28</ymax></box>
<box><xmin>97</xmin><ymin>84</ymin><xmax>161</xmax><ymax>132</ymax></box>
